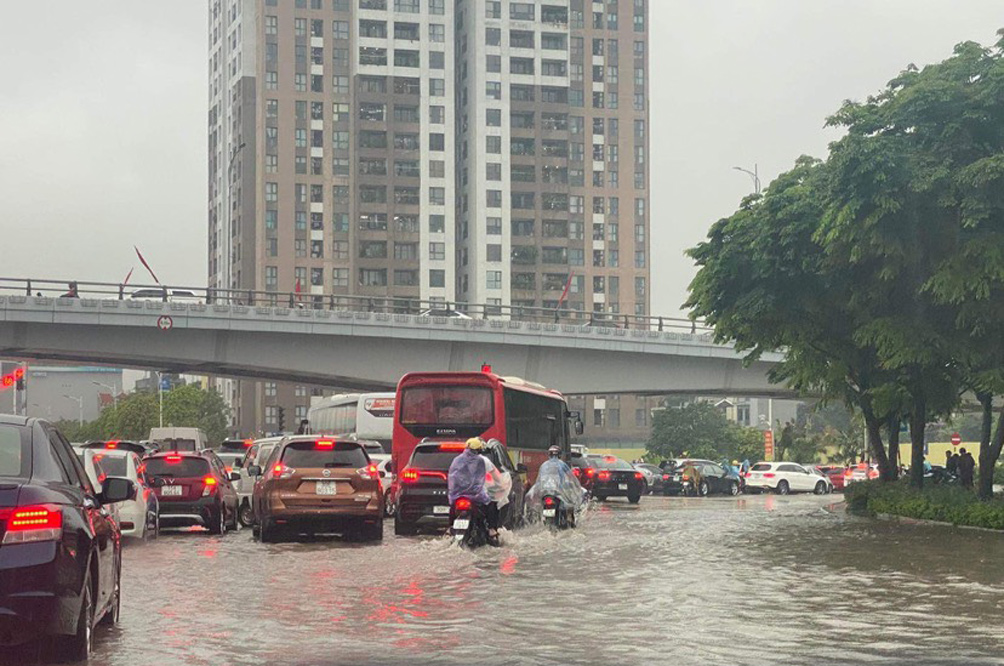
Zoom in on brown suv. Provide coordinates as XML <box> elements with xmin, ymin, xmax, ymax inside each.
<box><xmin>249</xmin><ymin>437</ymin><xmax>384</xmax><ymax>542</ymax></box>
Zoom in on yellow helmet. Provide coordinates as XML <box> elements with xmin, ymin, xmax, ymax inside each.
<box><xmin>466</xmin><ymin>437</ymin><xmax>484</xmax><ymax>450</ymax></box>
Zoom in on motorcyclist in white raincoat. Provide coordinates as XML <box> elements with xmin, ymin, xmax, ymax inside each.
<box><xmin>526</xmin><ymin>445</ymin><xmax>586</xmax><ymax>518</ymax></box>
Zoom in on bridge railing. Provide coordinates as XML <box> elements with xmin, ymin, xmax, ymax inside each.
<box><xmin>0</xmin><ymin>276</ymin><xmax>711</xmax><ymax>334</ymax></box>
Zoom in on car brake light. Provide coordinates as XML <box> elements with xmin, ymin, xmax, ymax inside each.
<box><xmin>357</xmin><ymin>464</ymin><xmax>380</xmax><ymax>481</ymax></box>
<box><xmin>598</xmin><ymin>471</ymin><xmax>611</xmax><ymax>481</ymax></box>
<box><xmin>634</xmin><ymin>472</ymin><xmax>644</xmax><ymax>480</ymax></box>
<box><xmin>604</xmin><ymin>456</ymin><xmax>617</xmax><ymax>463</ymax></box>
<box><xmin>662</xmin><ymin>474</ymin><xmax>670</xmax><ymax>481</ymax></box>
<box><xmin>572</xmin><ymin>468</ymin><xmax>581</xmax><ymax>477</ymax></box>
<box><xmin>744</xmin><ymin>472</ymin><xmax>752</xmax><ymax>478</ymax></box>
<box><xmin>202</xmin><ymin>475</ymin><xmax>218</xmax><ymax>496</ymax></box>
<box><xmin>455</xmin><ymin>497</ymin><xmax>471</xmax><ymax>511</ymax></box>
<box><xmin>315</xmin><ymin>440</ymin><xmax>334</xmax><ymax>449</ymax></box>
<box><xmin>844</xmin><ymin>469</ymin><xmax>853</xmax><ymax>477</ymax></box>
<box><xmin>763</xmin><ymin>473</ymin><xmax>776</xmax><ymax>478</ymax></box>
<box><xmin>243</xmin><ymin>439</ymin><xmax>253</xmax><ymax>448</ymax></box>
<box><xmin>585</xmin><ymin>468</ymin><xmax>596</xmax><ymax>478</ymax></box>
<box><xmin>401</xmin><ymin>468</ymin><xmax>419</xmax><ymax>483</ymax></box>
<box><xmin>682</xmin><ymin>474</ymin><xmax>690</xmax><ymax>481</ymax></box>
<box><xmin>439</xmin><ymin>443</ymin><xmax>467</xmax><ymax>451</ymax></box>
<box><xmin>543</xmin><ymin>496</ymin><xmax>556</xmax><ymax>507</ymax></box>
<box><xmin>2</xmin><ymin>505</ymin><xmax>63</xmax><ymax>544</ymax></box>
<box><xmin>166</xmin><ymin>455</ymin><xmax>182</xmax><ymax>463</ymax></box>
<box><xmin>106</xmin><ymin>440</ymin><xmax>119</xmax><ymax>449</ymax></box>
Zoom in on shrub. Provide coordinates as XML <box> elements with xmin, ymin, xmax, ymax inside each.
<box><xmin>844</xmin><ymin>480</ymin><xmax>1004</xmax><ymax>530</ymax></box>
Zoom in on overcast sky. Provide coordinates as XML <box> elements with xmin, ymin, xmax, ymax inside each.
<box><xmin>0</xmin><ymin>2</ymin><xmax>1000</xmax><ymax>315</ymax></box>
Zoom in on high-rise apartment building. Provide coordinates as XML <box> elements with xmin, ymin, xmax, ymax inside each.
<box><xmin>207</xmin><ymin>0</ymin><xmax>649</xmax><ymax>440</ymax></box>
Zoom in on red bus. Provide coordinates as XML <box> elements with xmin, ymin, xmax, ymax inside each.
<box><xmin>392</xmin><ymin>369</ymin><xmax>581</xmax><ymax>486</ymax></box>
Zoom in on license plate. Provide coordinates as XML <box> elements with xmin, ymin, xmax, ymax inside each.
<box><xmin>433</xmin><ymin>505</ymin><xmax>450</xmax><ymax>515</ymax></box>
<box><xmin>543</xmin><ymin>508</ymin><xmax>556</xmax><ymax>518</ymax></box>
<box><xmin>316</xmin><ymin>481</ymin><xmax>337</xmax><ymax>495</ymax></box>
<box><xmin>162</xmin><ymin>485</ymin><xmax>182</xmax><ymax>496</ymax></box>
<box><xmin>673</xmin><ymin>475</ymin><xmax>681</xmax><ymax>481</ymax></box>
<box><xmin>453</xmin><ymin>519</ymin><xmax>469</xmax><ymax>530</ymax></box>
<box><xmin>618</xmin><ymin>484</ymin><xmax>628</xmax><ymax>490</ymax></box>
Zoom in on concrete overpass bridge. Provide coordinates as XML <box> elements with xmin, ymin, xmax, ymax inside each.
<box><xmin>0</xmin><ymin>279</ymin><xmax>789</xmax><ymax>397</ymax></box>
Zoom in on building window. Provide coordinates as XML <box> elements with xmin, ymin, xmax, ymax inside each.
<box><xmin>394</xmin><ymin>0</ymin><xmax>420</xmax><ymax>12</ymax></box>
<box><xmin>486</xmin><ymin>244</ymin><xmax>502</xmax><ymax>262</ymax></box>
<box><xmin>265</xmin><ymin>266</ymin><xmax>278</xmax><ymax>292</ymax></box>
<box><xmin>359</xmin><ymin>269</ymin><xmax>387</xmax><ymax>286</ymax></box>
<box><xmin>486</xmin><ymin>271</ymin><xmax>503</xmax><ymax>290</ymax></box>
<box><xmin>486</xmin><ymin>217</ymin><xmax>502</xmax><ymax>235</ymax></box>
<box><xmin>429</xmin><ymin>269</ymin><xmax>446</xmax><ymax>288</ymax></box>
<box><xmin>332</xmin><ymin>241</ymin><xmax>348</xmax><ymax>259</ymax></box>
<box><xmin>394</xmin><ymin>242</ymin><xmax>418</xmax><ymax>260</ymax></box>
<box><xmin>265</xmin><ymin>182</ymin><xmax>278</xmax><ymax>202</ymax></box>
<box><xmin>265</xmin><ymin>382</ymin><xmax>277</xmax><ymax>398</ymax></box>
<box><xmin>429</xmin><ymin>187</ymin><xmax>445</xmax><ymax>205</ymax></box>
<box><xmin>593</xmin><ymin>409</ymin><xmax>605</xmax><ymax>427</ymax></box>
<box><xmin>429</xmin><ymin>23</ymin><xmax>445</xmax><ymax>42</ymax></box>
<box><xmin>333</xmin><ymin>20</ymin><xmax>349</xmax><ymax>39</ymax></box>
<box><xmin>394</xmin><ymin>270</ymin><xmax>418</xmax><ymax>287</ymax></box>
<box><xmin>430</xmin><ymin>214</ymin><xmax>445</xmax><ymax>233</ymax></box>
<box><xmin>429</xmin><ymin>242</ymin><xmax>446</xmax><ymax>261</ymax></box>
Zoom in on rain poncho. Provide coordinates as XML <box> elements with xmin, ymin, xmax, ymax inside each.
<box><xmin>448</xmin><ymin>449</ymin><xmax>490</xmax><ymax>505</ymax></box>
<box><xmin>526</xmin><ymin>458</ymin><xmax>586</xmax><ymax>512</ymax></box>
<box><xmin>482</xmin><ymin>456</ymin><xmax>512</xmax><ymax>509</ymax></box>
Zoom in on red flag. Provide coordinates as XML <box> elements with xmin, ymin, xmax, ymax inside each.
<box><xmin>556</xmin><ymin>273</ymin><xmax>574</xmax><ymax>309</ymax></box>
<box><xmin>134</xmin><ymin>246</ymin><xmax>160</xmax><ymax>284</ymax></box>
<box><xmin>295</xmin><ymin>278</ymin><xmax>301</xmax><ymax>293</ymax></box>
<box><xmin>122</xmin><ymin>268</ymin><xmax>134</xmax><ymax>285</ymax></box>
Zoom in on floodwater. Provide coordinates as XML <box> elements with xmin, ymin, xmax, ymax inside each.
<box><xmin>55</xmin><ymin>494</ymin><xmax>1004</xmax><ymax>664</ymax></box>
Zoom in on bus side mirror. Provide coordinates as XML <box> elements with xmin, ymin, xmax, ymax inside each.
<box><xmin>574</xmin><ymin>420</ymin><xmax>584</xmax><ymax>436</ymax></box>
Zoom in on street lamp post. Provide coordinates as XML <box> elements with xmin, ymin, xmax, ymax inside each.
<box><xmin>156</xmin><ymin>372</ymin><xmax>165</xmax><ymax>428</ymax></box>
<box><xmin>62</xmin><ymin>394</ymin><xmax>84</xmax><ymax>426</ymax></box>
<box><xmin>733</xmin><ymin>164</ymin><xmax>762</xmax><ymax>195</ymax></box>
<box><xmin>92</xmin><ymin>381</ymin><xmax>119</xmax><ymax>409</ymax></box>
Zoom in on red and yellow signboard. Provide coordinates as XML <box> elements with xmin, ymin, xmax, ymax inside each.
<box><xmin>764</xmin><ymin>430</ymin><xmax>775</xmax><ymax>461</ymax></box>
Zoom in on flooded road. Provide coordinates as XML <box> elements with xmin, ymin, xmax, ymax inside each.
<box><xmin>82</xmin><ymin>494</ymin><xmax>1004</xmax><ymax>665</ymax></box>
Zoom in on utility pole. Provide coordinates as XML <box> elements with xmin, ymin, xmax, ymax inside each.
<box><xmin>63</xmin><ymin>395</ymin><xmax>84</xmax><ymax>426</ymax></box>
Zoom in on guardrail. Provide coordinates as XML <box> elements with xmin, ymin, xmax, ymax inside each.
<box><xmin>0</xmin><ymin>276</ymin><xmax>710</xmax><ymax>334</ymax></box>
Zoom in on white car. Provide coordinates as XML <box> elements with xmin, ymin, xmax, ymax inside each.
<box><xmin>744</xmin><ymin>462</ymin><xmax>833</xmax><ymax>495</ymax></box>
<box><xmin>75</xmin><ymin>449</ymin><xmax>122</xmax><ymax>529</ymax></box>
<box><xmin>371</xmin><ymin>455</ymin><xmax>396</xmax><ymax>516</ymax></box>
<box><xmin>234</xmin><ymin>436</ymin><xmax>284</xmax><ymax>525</ymax></box>
<box><xmin>88</xmin><ymin>449</ymin><xmax>160</xmax><ymax>539</ymax></box>
<box><xmin>129</xmin><ymin>287</ymin><xmax>202</xmax><ymax>303</ymax></box>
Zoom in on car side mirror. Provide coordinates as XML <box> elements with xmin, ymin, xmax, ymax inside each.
<box><xmin>385</xmin><ymin>461</ymin><xmax>394</xmax><ymax>473</ymax></box>
<box><xmin>101</xmin><ymin>477</ymin><xmax>137</xmax><ymax>504</ymax></box>
<box><xmin>229</xmin><ymin>471</ymin><xmax>241</xmax><ymax>482</ymax></box>
<box><xmin>248</xmin><ymin>465</ymin><xmax>262</xmax><ymax>477</ymax></box>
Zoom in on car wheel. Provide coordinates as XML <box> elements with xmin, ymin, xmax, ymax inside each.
<box><xmin>393</xmin><ymin>515</ymin><xmax>418</xmax><ymax>536</ymax></box>
<box><xmin>208</xmin><ymin>506</ymin><xmax>225</xmax><ymax>535</ymax></box>
<box><xmin>627</xmin><ymin>493</ymin><xmax>641</xmax><ymax>504</ymax></box>
<box><xmin>239</xmin><ymin>501</ymin><xmax>254</xmax><ymax>527</ymax></box>
<box><xmin>58</xmin><ymin>572</ymin><xmax>93</xmax><ymax>662</ymax></box>
<box><xmin>99</xmin><ymin>557</ymin><xmax>121</xmax><ymax>627</ymax></box>
<box><xmin>359</xmin><ymin>520</ymin><xmax>384</xmax><ymax>542</ymax></box>
<box><xmin>776</xmin><ymin>480</ymin><xmax>790</xmax><ymax>495</ymax></box>
<box><xmin>729</xmin><ymin>482</ymin><xmax>740</xmax><ymax>496</ymax></box>
<box><xmin>814</xmin><ymin>481</ymin><xmax>826</xmax><ymax>495</ymax></box>
<box><xmin>698</xmin><ymin>481</ymin><xmax>710</xmax><ymax>497</ymax></box>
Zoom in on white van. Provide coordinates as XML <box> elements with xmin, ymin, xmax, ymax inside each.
<box><xmin>148</xmin><ymin>427</ymin><xmax>209</xmax><ymax>452</ymax></box>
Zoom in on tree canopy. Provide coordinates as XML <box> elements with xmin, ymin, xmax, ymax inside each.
<box><xmin>686</xmin><ymin>31</ymin><xmax>1004</xmax><ymax>497</ymax></box>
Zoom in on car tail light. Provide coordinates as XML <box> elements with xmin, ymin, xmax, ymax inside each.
<box><xmin>455</xmin><ymin>497</ymin><xmax>471</xmax><ymax>511</ymax></box>
<box><xmin>357</xmin><ymin>464</ymin><xmax>380</xmax><ymax>481</ymax></box>
<box><xmin>598</xmin><ymin>471</ymin><xmax>611</xmax><ymax>481</ymax></box>
<box><xmin>585</xmin><ymin>468</ymin><xmax>596</xmax><ymax>478</ymax></box>
<box><xmin>604</xmin><ymin>456</ymin><xmax>617</xmax><ymax>463</ymax></box>
<box><xmin>543</xmin><ymin>496</ymin><xmax>556</xmax><ymax>507</ymax></box>
<box><xmin>572</xmin><ymin>468</ymin><xmax>581</xmax><ymax>478</ymax></box>
<box><xmin>763</xmin><ymin>473</ymin><xmax>776</xmax><ymax>478</ymax></box>
<box><xmin>682</xmin><ymin>474</ymin><xmax>690</xmax><ymax>481</ymax></box>
<box><xmin>243</xmin><ymin>439</ymin><xmax>253</xmax><ymax>448</ymax></box>
<box><xmin>269</xmin><ymin>463</ymin><xmax>294</xmax><ymax>480</ymax></box>
<box><xmin>401</xmin><ymin>468</ymin><xmax>419</xmax><ymax>484</ymax></box>
<box><xmin>844</xmin><ymin>468</ymin><xmax>853</xmax><ymax>476</ymax></box>
<box><xmin>868</xmin><ymin>469</ymin><xmax>879</xmax><ymax>479</ymax></box>
<box><xmin>202</xmin><ymin>475</ymin><xmax>218</xmax><ymax>496</ymax></box>
<box><xmin>634</xmin><ymin>472</ymin><xmax>644</xmax><ymax>480</ymax></box>
<box><xmin>662</xmin><ymin>474</ymin><xmax>670</xmax><ymax>481</ymax></box>
<box><xmin>744</xmin><ymin>472</ymin><xmax>752</xmax><ymax>478</ymax></box>
<box><xmin>315</xmin><ymin>440</ymin><xmax>334</xmax><ymax>449</ymax></box>
<box><xmin>2</xmin><ymin>505</ymin><xmax>63</xmax><ymax>544</ymax></box>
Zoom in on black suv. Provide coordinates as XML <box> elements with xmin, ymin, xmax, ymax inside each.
<box><xmin>0</xmin><ymin>415</ymin><xmax>135</xmax><ymax>661</ymax></box>
<box><xmin>395</xmin><ymin>440</ymin><xmax>525</xmax><ymax>535</ymax></box>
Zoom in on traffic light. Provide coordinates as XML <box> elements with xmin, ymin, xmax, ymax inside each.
<box><xmin>276</xmin><ymin>406</ymin><xmax>286</xmax><ymax>432</ymax></box>
<box><xmin>0</xmin><ymin>367</ymin><xmax>24</xmax><ymax>392</ymax></box>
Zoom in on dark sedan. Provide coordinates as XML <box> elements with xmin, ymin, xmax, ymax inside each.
<box><xmin>0</xmin><ymin>415</ymin><xmax>135</xmax><ymax>661</ymax></box>
<box><xmin>587</xmin><ymin>455</ymin><xmax>645</xmax><ymax>503</ymax></box>
<box><xmin>662</xmin><ymin>459</ymin><xmax>742</xmax><ymax>497</ymax></box>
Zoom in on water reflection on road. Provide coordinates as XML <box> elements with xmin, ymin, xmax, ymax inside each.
<box><xmin>84</xmin><ymin>494</ymin><xmax>1004</xmax><ymax>666</ymax></box>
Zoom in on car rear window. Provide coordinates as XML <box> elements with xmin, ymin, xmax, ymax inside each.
<box><xmin>751</xmin><ymin>463</ymin><xmax>773</xmax><ymax>471</ymax></box>
<box><xmin>409</xmin><ymin>447</ymin><xmax>462</xmax><ymax>471</ymax></box>
<box><xmin>0</xmin><ymin>425</ymin><xmax>29</xmax><ymax>478</ymax></box>
<box><xmin>590</xmin><ymin>456</ymin><xmax>634</xmax><ymax>471</ymax></box>
<box><xmin>146</xmin><ymin>456</ymin><xmax>210</xmax><ymax>478</ymax></box>
<box><xmin>94</xmin><ymin>454</ymin><xmax>128</xmax><ymax>477</ymax></box>
<box><xmin>156</xmin><ymin>438</ymin><xmax>198</xmax><ymax>452</ymax></box>
<box><xmin>281</xmin><ymin>441</ymin><xmax>368</xmax><ymax>468</ymax></box>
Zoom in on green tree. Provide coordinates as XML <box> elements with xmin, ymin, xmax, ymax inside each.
<box><xmin>646</xmin><ymin>401</ymin><xmax>765</xmax><ymax>464</ymax></box>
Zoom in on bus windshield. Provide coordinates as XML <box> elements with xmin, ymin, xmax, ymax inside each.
<box><xmin>400</xmin><ymin>386</ymin><xmax>493</xmax><ymax>426</ymax></box>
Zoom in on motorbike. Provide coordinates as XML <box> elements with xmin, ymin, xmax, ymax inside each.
<box><xmin>542</xmin><ymin>495</ymin><xmax>575</xmax><ymax>530</ymax></box>
<box><xmin>450</xmin><ymin>497</ymin><xmax>490</xmax><ymax>549</ymax></box>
